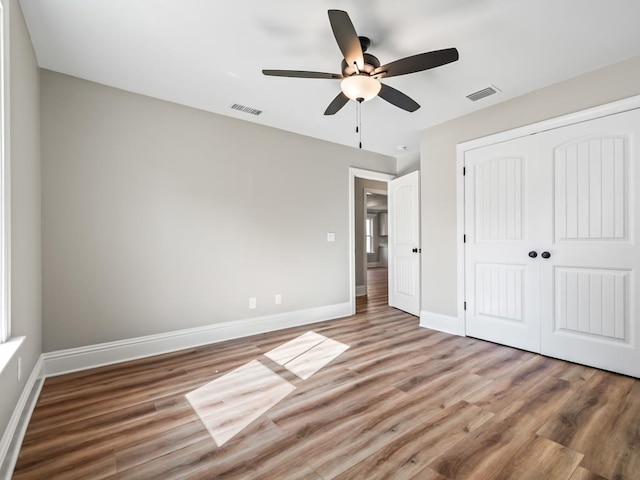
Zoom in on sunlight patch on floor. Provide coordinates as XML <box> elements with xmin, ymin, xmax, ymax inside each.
<box><xmin>264</xmin><ymin>331</ymin><xmax>327</xmax><ymax>365</ymax></box>
<box><xmin>266</xmin><ymin>331</ymin><xmax>350</xmax><ymax>379</ymax></box>
<box><xmin>186</xmin><ymin>331</ymin><xmax>349</xmax><ymax>446</ymax></box>
<box><xmin>185</xmin><ymin>359</ymin><xmax>295</xmax><ymax>446</ymax></box>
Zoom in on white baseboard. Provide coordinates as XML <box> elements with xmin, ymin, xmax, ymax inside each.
<box><xmin>355</xmin><ymin>285</ymin><xmax>367</xmax><ymax>297</ymax></box>
<box><xmin>419</xmin><ymin>311</ymin><xmax>464</xmax><ymax>336</ymax></box>
<box><xmin>0</xmin><ymin>357</ymin><xmax>44</xmax><ymax>480</ymax></box>
<box><xmin>43</xmin><ymin>302</ymin><xmax>352</xmax><ymax>377</ymax></box>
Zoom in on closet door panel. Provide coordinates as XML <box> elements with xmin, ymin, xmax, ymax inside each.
<box><xmin>539</xmin><ymin>108</ymin><xmax>640</xmax><ymax>378</ymax></box>
<box><xmin>464</xmin><ymin>135</ymin><xmax>542</xmax><ymax>352</ymax></box>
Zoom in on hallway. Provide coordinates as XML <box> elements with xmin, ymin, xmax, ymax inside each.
<box><xmin>356</xmin><ymin>267</ymin><xmax>388</xmax><ymax>314</ymax></box>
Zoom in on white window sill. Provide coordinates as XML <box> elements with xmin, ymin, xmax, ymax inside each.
<box><xmin>0</xmin><ymin>336</ymin><xmax>25</xmax><ymax>375</ymax></box>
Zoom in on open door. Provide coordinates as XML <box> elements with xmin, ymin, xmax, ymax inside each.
<box><xmin>388</xmin><ymin>171</ymin><xmax>420</xmax><ymax>316</ymax></box>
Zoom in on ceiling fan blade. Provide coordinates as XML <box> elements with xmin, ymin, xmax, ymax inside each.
<box><xmin>328</xmin><ymin>10</ymin><xmax>364</xmax><ymax>71</ymax></box>
<box><xmin>374</xmin><ymin>48</ymin><xmax>459</xmax><ymax>79</ymax></box>
<box><xmin>262</xmin><ymin>69</ymin><xmax>343</xmax><ymax>79</ymax></box>
<box><xmin>378</xmin><ymin>84</ymin><xmax>420</xmax><ymax>112</ymax></box>
<box><xmin>324</xmin><ymin>92</ymin><xmax>349</xmax><ymax>115</ymax></box>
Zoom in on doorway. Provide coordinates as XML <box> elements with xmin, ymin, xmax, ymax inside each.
<box><xmin>349</xmin><ymin>167</ymin><xmax>421</xmax><ymax>316</ymax></box>
<box><xmin>348</xmin><ymin>168</ymin><xmax>394</xmax><ymax>315</ymax></box>
<box><xmin>361</xmin><ymin>187</ymin><xmax>388</xmax><ymax>299</ymax></box>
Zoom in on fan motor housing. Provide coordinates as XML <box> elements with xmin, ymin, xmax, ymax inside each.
<box><xmin>341</xmin><ymin>53</ymin><xmax>380</xmax><ymax>77</ymax></box>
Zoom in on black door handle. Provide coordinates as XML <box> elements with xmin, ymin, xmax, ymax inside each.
<box><xmin>412</xmin><ymin>248</ymin><xmax>418</xmax><ymax>253</ymax></box>
<box><xmin>528</xmin><ymin>251</ymin><xmax>538</xmax><ymax>258</ymax></box>
<box><xmin>541</xmin><ymin>251</ymin><xmax>551</xmax><ymax>259</ymax></box>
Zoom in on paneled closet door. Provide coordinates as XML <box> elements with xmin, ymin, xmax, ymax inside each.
<box><xmin>464</xmin><ymin>135</ymin><xmax>543</xmax><ymax>352</ymax></box>
<box><xmin>539</xmin><ymin>108</ymin><xmax>640</xmax><ymax>378</ymax></box>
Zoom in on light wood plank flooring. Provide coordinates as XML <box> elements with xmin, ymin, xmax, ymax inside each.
<box><xmin>13</xmin><ymin>268</ymin><xmax>640</xmax><ymax>479</ymax></box>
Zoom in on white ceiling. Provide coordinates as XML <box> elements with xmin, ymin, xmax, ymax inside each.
<box><xmin>19</xmin><ymin>0</ymin><xmax>640</xmax><ymax>157</ymax></box>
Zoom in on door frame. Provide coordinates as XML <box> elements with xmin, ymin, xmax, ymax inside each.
<box><xmin>456</xmin><ymin>94</ymin><xmax>640</xmax><ymax>336</ymax></box>
<box><xmin>348</xmin><ymin>168</ymin><xmax>395</xmax><ymax>315</ymax></box>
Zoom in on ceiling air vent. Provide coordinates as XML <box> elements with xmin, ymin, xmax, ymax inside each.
<box><xmin>466</xmin><ymin>85</ymin><xmax>500</xmax><ymax>102</ymax></box>
<box><xmin>231</xmin><ymin>103</ymin><xmax>263</xmax><ymax>116</ymax></box>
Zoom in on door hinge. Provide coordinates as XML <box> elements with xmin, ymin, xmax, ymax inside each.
<box><xmin>463</xmin><ymin>167</ymin><xmax>466</xmax><ymax>176</ymax></box>
<box><xmin>463</xmin><ymin>234</ymin><xmax>466</xmax><ymax>243</ymax></box>
<box><xmin>464</xmin><ymin>301</ymin><xmax>467</xmax><ymax>311</ymax></box>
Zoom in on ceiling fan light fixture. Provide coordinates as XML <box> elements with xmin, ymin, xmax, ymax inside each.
<box><xmin>263</xmin><ymin>10</ymin><xmax>458</xmax><ymax>116</ymax></box>
<box><xmin>340</xmin><ymin>74</ymin><xmax>381</xmax><ymax>101</ymax></box>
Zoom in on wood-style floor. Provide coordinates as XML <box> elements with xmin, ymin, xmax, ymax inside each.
<box><xmin>13</xmin><ymin>267</ymin><xmax>640</xmax><ymax>479</ymax></box>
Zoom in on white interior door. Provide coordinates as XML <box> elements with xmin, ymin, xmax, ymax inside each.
<box><xmin>464</xmin><ymin>135</ymin><xmax>542</xmax><ymax>352</ymax></box>
<box><xmin>539</xmin><ymin>108</ymin><xmax>640</xmax><ymax>378</ymax></box>
<box><xmin>388</xmin><ymin>171</ymin><xmax>420</xmax><ymax>316</ymax></box>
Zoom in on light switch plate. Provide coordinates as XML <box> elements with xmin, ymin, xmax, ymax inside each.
<box><xmin>327</xmin><ymin>232</ymin><xmax>336</xmax><ymax>242</ymax></box>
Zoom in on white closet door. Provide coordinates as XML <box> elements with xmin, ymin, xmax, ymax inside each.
<box><xmin>464</xmin><ymin>135</ymin><xmax>542</xmax><ymax>352</ymax></box>
<box><xmin>539</xmin><ymin>108</ymin><xmax>640</xmax><ymax>378</ymax></box>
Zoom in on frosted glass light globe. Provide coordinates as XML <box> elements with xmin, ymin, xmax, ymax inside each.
<box><xmin>340</xmin><ymin>74</ymin><xmax>381</xmax><ymax>101</ymax></box>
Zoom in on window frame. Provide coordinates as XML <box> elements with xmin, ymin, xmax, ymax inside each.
<box><xmin>365</xmin><ymin>214</ymin><xmax>375</xmax><ymax>254</ymax></box>
<box><xmin>0</xmin><ymin>0</ymin><xmax>10</xmax><ymax>344</ymax></box>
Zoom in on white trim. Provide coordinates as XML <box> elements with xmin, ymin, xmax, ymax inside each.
<box><xmin>348</xmin><ymin>168</ymin><xmax>394</xmax><ymax>315</ymax></box>
<box><xmin>459</xmin><ymin>94</ymin><xmax>640</xmax><ymax>153</ymax></box>
<box><xmin>0</xmin><ymin>0</ymin><xmax>11</xmax><ymax>345</ymax></box>
<box><xmin>0</xmin><ymin>357</ymin><xmax>43</xmax><ymax>480</ymax></box>
<box><xmin>456</xmin><ymin>94</ymin><xmax>640</xmax><ymax>339</ymax></box>
<box><xmin>456</xmin><ymin>146</ymin><xmax>466</xmax><ymax>336</ymax></box>
<box><xmin>43</xmin><ymin>302</ymin><xmax>352</xmax><ymax>377</ymax></box>
<box><xmin>419</xmin><ymin>310</ymin><xmax>463</xmax><ymax>336</ymax></box>
<box><xmin>355</xmin><ymin>285</ymin><xmax>367</xmax><ymax>297</ymax></box>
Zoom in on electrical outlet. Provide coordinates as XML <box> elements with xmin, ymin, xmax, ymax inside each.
<box><xmin>275</xmin><ymin>294</ymin><xmax>282</xmax><ymax>305</ymax></box>
<box><xmin>17</xmin><ymin>356</ymin><xmax>21</xmax><ymax>382</ymax></box>
<box><xmin>249</xmin><ymin>297</ymin><xmax>257</xmax><ymax>309</ymax></box>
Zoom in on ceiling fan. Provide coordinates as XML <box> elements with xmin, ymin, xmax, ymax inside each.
<box><xmin>262</xmin><ymin>9</ymin><xmax>459</xmax><ymax>115</ymax></box>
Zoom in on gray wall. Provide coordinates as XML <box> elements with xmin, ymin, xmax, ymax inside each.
<box><xmin>420</xmin><ymin>54</ymin><xmax>640</xmax><ymax>316</ymax></box>
<box><xmin>41</xmin><ymin>71</ymin><xmax>395</xmax><ymax>351</ymax></box>
<box><xmin>396</xmin><ymin>152</ymin><xmax>420</xmax><ymax>176</ymax></box>
<box><xmin>0</xmin><ymin>0</ymin><xmax>41</xmax><ymax>456</ymax></box>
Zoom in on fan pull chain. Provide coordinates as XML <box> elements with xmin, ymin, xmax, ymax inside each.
<box><xmin>357</xmin><ymin>98</ymin><xmax>363</xmax><ymax>149</ymax></box>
